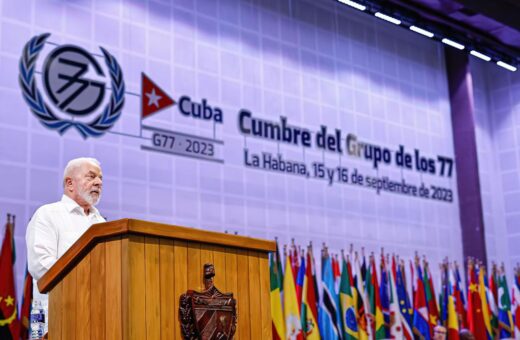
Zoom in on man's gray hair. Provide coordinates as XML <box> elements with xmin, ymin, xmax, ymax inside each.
<box><xmin>63</xmin><ymin>157</ymin><xmax>101</xmax><ymax>187</ymax></box>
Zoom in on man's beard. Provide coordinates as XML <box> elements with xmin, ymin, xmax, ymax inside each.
<box><xmin>78</xmin><ymin>188</ymin><xmax>101</xmax><ymax>206</ymax></box>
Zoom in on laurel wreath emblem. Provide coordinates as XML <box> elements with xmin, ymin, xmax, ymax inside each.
<box><xmin>19</xmin><ymin>33</ymin><xmax>125</xmax><ymax>138</ymax></box>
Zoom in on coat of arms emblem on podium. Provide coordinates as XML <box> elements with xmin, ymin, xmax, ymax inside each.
<box><xmin>179</xmin><ymin>264</ymin><xmax>237</xmax><ymax>340</ymax></box>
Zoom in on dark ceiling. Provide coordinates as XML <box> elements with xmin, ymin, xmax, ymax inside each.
<box><xmin>383</xmin><ymin>0</ymin><xmax>520</xmax><ymax>60</ymax></box>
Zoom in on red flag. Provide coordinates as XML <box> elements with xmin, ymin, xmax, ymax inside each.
<box><xmin>391</xmin><ymin>256</ymin><xmax>397</xmax><ymax>283</ymax></box>
<box><xmin>332</xmin><ymin>255</ymin><xmax>341</xmax><ymax>284</ymax></box>
<box><xmin>302</xmin><ymin>249</ymin><xmax>320</xmax><ymax>338</ymax></box>
<box><xmin>412</xmin><ymin>262</ymin><xmax>430</xmax><ymax>339</ymax></box>
<box><xmin>295</xmin><ymin>252</ymin><xmax>305</xmax><ymax>313</ymax></box>
<box><xmin>454</xmin><ymin>281</ymin><xmax>467</xmax><ymax>329</ymax></box>
<box><xmin>0</xmin><ymin>216</ymin><xmax>20</xmax><ymax>340</ymax></box>
<box><xmin>424</xmin><ymin>262</ymin><xmax>439</xmax><ymax>333</ymax></box>
<box><xmin>289</xmin><ymin>245</ymin><xmax>299</xmax><ymax>285</ymax></box>
<box><xmin>347</xmin><ymin>255</ymin><xmax>354</xmax><ymax>287</ymax></box>
<box><xmin>410</xmin><ymin>260</ymin><xmax>416</xmax><ymax>309</ymax></box>
<box><xmin>141</xmin><ymin>73</ymin><xmax>175</xmax><ymax>118</ymax></box>
<box><xmin>466</xmin><ymin>261</ymin><xmax>486</xmax><ymax>339</ymax></box>
<box><xmin>489</xmin><ymin>265</ymin><xmax>498</xmax><ymax>303</ymax></box>
<box><xmin>513</xmin><ymin>271</ymin><xmax>520</xmax><ymax>335</ymax></box>
<box><xmin>453</xmin><ymin>263</ymin><xmax>467</xmax><ymax>329</ymax></box>
<box><xmin>20</xmin><ymin>266</ymin><xmax>33</xmax><ymax>340</ymax></box>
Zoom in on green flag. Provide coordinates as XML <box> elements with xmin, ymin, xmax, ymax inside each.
<box><xmin>340</xmin><ymin>257</ymin><xmax>359</xmax><ymax>339</ymax></box>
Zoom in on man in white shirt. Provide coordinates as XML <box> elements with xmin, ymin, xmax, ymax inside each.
<box><xmin>26</xmin><ymin>157</ymin><xmax>106</xmax><ymax>281</ymax></box>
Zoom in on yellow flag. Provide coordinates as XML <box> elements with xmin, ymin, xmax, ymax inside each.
<box><xmin>302</xmin><ymin>274</ymin><xmax>320</xmax><ymax>339</ymax></box>
<box><xmin>284</xmin><ymin>256</ymin><xmax>302</xmax><ymax>339</ymax></box>
<box><xmin>447</xmin><ymin>295</ymin><xmax>459</xmax><ymax>338</ymax></box>
<box><xmin>478</xmin><ymin>269</ymin><xmax>493</xmax><ymax>339</ymax></box>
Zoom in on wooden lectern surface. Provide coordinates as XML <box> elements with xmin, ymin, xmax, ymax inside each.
<box><xmin>39</xmin><ymin>219</ymin><xmax>275</xmax><ymax>340</ymax></box>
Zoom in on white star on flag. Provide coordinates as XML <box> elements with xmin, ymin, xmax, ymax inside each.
<box><xmin>146</xmin><ymin>88</ymin><xmax>162</xmax><ymax>108</ymax></box>
<box><xmin>141</xmin><ymin>73</ymin><xmax>175</xmax><ymax>118</ymax></box>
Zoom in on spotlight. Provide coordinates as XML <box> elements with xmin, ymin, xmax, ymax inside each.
<box><xmin>470</xmin><ymin>50</ymin><xmax>491</xmax><ymax>62</ymax></box>
<box><xmin>441</xmin><ymin>38</ymin><xmax>465</xmax><ymax>50</ymax></box>
<box><xmin>374</xmin><ymin>12</ymin><xmax>401</xmax><ymax>25</ymax></box>
<box><xmin>497</xmin><ymin>61</ymin><xmax>517</xmax><ymax>72</ymax></box>
<box><xmin>409</xmin><ymin>26</ymin><xmax>434</xmax><ymax>38</ymax></box>
<box><xmin>337</xmin><ymin>0</ymin><xmax>366</xmax><ymax>11</ymax></box>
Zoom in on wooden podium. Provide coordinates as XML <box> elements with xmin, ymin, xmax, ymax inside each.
<box><xmin>37</xmin><ymin>219</ymin><xmax>276</xmax><ymax>340</ymax></box>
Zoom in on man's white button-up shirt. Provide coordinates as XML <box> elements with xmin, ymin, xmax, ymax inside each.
<box><xmin>26</xmin><ymin>194</ymin><xmax>105</xmax><ymax>281</ymax></box>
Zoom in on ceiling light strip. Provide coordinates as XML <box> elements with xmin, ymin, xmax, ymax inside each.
<box><xmin>374</xmin><ymin>12</ymin><xmax>401</xmax><ymax>25</ymax></box>
<box><xmin>441</xmin><ymin>38</ymin><xmax>465</xmax><ymax>50</ymax></box>
<box><xmin>336</xmin><ymin>1</ymin><xmax>516</xmax><ymax>72</ymax></box>
<box><xmin>497</xmin><ymin>61</ymin><xmax>517</xmax><ymax>72</ymax></box>
<box><xmin>470</xmin><ymin>50</ymin><xmax>491</xmax><ymax>62</ymax></box>
<box><xmin>409</xmin><ymin>26</ymin><xmax>434</xmax><ymax>38</ymax></box>
<box><xmin>337</xmin><ymin>0</ymin><xmax>366</xmax><ymax>11</ymax></box>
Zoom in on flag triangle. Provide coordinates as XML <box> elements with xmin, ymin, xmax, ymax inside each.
<box><xmin>141</xmin><ymin>72</ymin><xmax>175</xmax><ymax>119</ymax></box>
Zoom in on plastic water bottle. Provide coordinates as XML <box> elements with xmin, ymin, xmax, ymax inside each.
<box><xmin>30</xmin><ymin>300</ymin><xmax>45</xmax><ymax>339</ymax></box>
<box><xmin>41</xmin><ymin>299</ymin><xmax>49</xmax><ymax>335</ymax></box>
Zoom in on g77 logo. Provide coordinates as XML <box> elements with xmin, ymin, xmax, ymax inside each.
<box><xmin>43</xmin><ymin>45</ymin><xmax>106</xmax><ymax>116</ymax></box>
<box><xmin>19</xmin><ymin>33</ymin><xmax>125</xmax><ymax>138</ymax></box>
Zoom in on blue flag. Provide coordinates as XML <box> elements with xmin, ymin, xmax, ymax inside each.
<box><xmin>396</xmin><ymin>264</ymin><xmax>413</xmax><ymax>335</ymax></box>
<box><xmin>380</xmin><ymin>262</ymin><xmax>390</xmax><ymax>338</ymax></box>
<box><xmin>319</xmin><ymin>255</ymin><xmax>341</xmax><ymax>340</ymax></box>
<box><xmin>412</xmin><ymin>264</ymin><xmax>431</xmax><ymax>340</ymax></box>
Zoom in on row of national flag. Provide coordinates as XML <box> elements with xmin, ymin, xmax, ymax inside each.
<box><xmin>0</xmin><ymin>214</ymin><xmax>33</xmax><ymax>340</ymax></box>
<box><xmin>270</xmin><ymin>241</ymin><xmax>520</xmax><ymax>339</ymax></box>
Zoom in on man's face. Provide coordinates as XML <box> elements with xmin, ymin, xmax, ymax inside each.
<box><xmin>69</xmin><ymin>162</ymin><xmax>103</xmax><ymax>207</ymax></box>
<box><xmin>433</xmin><ymin>326</ymin><xmax>447</xmax><ymax>340</ymax></box>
